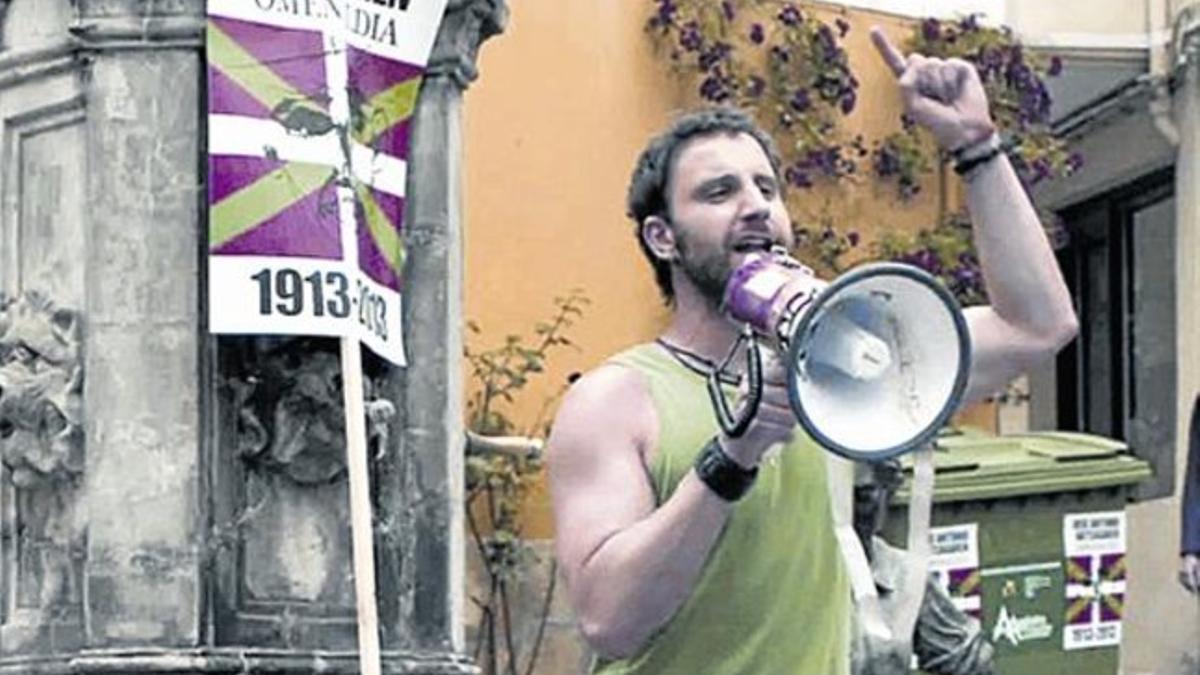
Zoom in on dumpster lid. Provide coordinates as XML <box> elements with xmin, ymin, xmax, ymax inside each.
<box><xmin>892</xmin><ymin>427</ymin><xmax>1152</xmax><ymax>503</ymax></box>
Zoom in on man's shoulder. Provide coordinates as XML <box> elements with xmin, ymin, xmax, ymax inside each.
<box><xmin>550</xmin><ymin>345</ymin><xmax>660</xmax><ymax>453</ymax></box>
<box><xmin>563</xmin><ymin>348</ymin><xmax>655</xmax><ymax>414</ymax></box>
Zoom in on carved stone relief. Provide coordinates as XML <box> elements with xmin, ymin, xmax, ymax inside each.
<box><xmin>216</xmin><ymin>337</ymin><xmax>394</xmax><ymax>642</ymax></box>
<box><xmin>0</xmin><ymin>292</ymin><xmax>84</xmax><ymax>651</ymax></box>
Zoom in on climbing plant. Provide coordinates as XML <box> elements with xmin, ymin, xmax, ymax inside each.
<box><xmin>646</xmin><ymin>1</ymin><xmax>1081</xmax><ymax>302</ymax></box>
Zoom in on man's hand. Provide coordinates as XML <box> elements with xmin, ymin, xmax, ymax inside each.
<box><xmin>720</xmin><ymin>350</ymin><xmax>794</xmax><ymax>468</ymax></box>
<box><xmin>870</xmin><ymin>26</ymin><xmax>996</xmax><ymax>152</ymax></box>
<box><xmin>1180</xmin><ymin>554</ymin><xmax>1200</xmax><ymax>593</ymax></box>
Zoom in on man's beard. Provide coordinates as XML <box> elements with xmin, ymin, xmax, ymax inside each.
<box><xmin>675</xmin><ymin>230</ymin><xmax>732</xmax><ymax>308</ymax></box>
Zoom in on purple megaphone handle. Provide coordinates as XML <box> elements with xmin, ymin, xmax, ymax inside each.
<box><xmin>722</xmin><ymin>254</ymin><xmax>783</xmax><ymax>332</ymax></box>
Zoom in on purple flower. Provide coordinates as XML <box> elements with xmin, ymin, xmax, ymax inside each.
<box><xmin>1048</xmin><ymin>55</ymin><xmax>1063</xmax><ymax>76</ymax></box>
<box><xmin>817</xmin><ymin>24</ymin><xmax>835</xmax><ymax>50</ymax></box>
<box><xmin>1007</xmin><ymin>62</ymin><xmax>1032</xmax><ymax>88</ymax></box>
<box><xmin>651</xmin><ymin>0</ymin><xmax>677</xmax><ymax>28</ymax></box>
<box><xmin>679</xmin><ymin>22</ymin><xmax>702</xmax><ymax>52</ymax></box>
<box><xmin>785</xmin><ymin>166</ymin><xmax>812</xmax><ymax>188</ymax></box>
<box><xmin>721</xmin><ymin>0</ymin><xmax>735</xmax><ymax>21</ymax></box>
<box><xmin>1066</xmin><ymin>152</ymin><xmax>1084</xmax><ymax>172</ymax></box>
<box><xmin>749</xmin><ymin>23</ymin><xmax>765</xmax><ymax>44</ymax></box>
<box><xmin>699</xmin><ymin>42</ymin><xmax>731</xmax><ymax>70</ymax></box>
<box><xmin>770</xmin><ymin>45</ymin><xmax>791</xmax><ymax>63</ymax></box>
<box><xmin>959</xmin><ymin>13</ymin><xmax>979</xmax><ymax>32</ymax></box>
<box><xmin>951</xmin><ymin>265</ymin><xmax>981</xmax><ymax>293</ymax></box>
<box><xmin>810</xmin><ymin>147</ymin><xmax>844</xmax><ymax>177</ymax></box>
<box><xmin>840</xmin><ymin>90</ymin><xmax>857</xmax><ymax>114</ymax></box>
<box><xmin>815</xmin><ymin>25</ymin><xmax>844</xmax><ymax>64</ymax></box>
<box><xmin>699</xmin><ymin>76</ymin><xmax>729</xmax><ymax>102</ymax></box>
<box><xmin>921</xmin><ymin>18</ymin><xmax>941</xmax><ymax>42</ymax></box>
<box><xmin>777</xmin><ymin>4</ymin><xmax>802</xmax><ymax>27</ymax></box>
<box><xmin>1029</xmin><ymin>157</ymin><xmax>1052</xmax><ymax>184</ymax></box>
<box><xmin>873</xmin><ymin>147</ymin><xmax>899</xmax><ymax>178</ymax></box>
<box><xmin>847</xmin><ymin>231</ymin><xmax>860</xmax><ymax>247</ymax></box>
<box><xmin>911</xmin><ymin>248</ymin><xmax>943</xmax><ymax>274</ymax></box>
<box><xmin>789</xmin><ymin>88</ymin><xmax>811</xmax><ymax>112</ymax></box>
<box><xmin>836</xmin><ymin>18</ymin><xmax>850</xmax><ymax>37</ymax></box>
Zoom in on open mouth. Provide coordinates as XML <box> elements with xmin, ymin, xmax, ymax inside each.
<box><xmin>730</xmin><ymin>237</ymin><xmax>777</xmax><ymax>254</ymax></box>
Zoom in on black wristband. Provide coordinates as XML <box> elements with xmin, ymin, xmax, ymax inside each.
<box><xmin>694</xmin><ymin>437</ymin><xmax>758</xmax><ymax>502</ymax></box>
<box><xmin>952</xmin><ymin>133</ymin><xmax>1006</xmax><ymax>177</ymax></box>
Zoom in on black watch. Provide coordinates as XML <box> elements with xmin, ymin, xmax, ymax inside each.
<box><xmin>694</xmin><ymin>437</ymin><xmax>758</xmax><ymax>502</ymax></box>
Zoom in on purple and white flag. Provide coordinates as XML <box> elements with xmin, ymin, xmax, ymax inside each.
<box><xmin>206</xmin><ymin>0</ymin><xmax>447</xmax><ymax>365</ymax></box>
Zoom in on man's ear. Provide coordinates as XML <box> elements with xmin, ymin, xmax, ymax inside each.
<box><xmin>641</xmin><ymin>215</ymin><xmax>677</xmax><ymax>263</ymax></box>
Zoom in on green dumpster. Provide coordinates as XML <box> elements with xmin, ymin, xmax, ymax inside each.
<box><xmin>883</xmin><ymin>428</ymin><xmax>1152</xmax><ymax>675</ymax></box>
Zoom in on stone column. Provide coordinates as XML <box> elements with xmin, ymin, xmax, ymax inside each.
<box><xmin>398</xmin><ymin>0</ymin><xmax>508</xmax><ymax>655</ymax></box>
<box><xmin>0</xmin><ymin>0</ymin><xmax>507</xmax><ymax>671</ymax></box>
<box><xmin>74</xmin><ymin>0</ymin><xmax>207</xmax><ymax>657</ymax></box>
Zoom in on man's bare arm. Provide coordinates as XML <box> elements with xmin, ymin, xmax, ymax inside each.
<box><xmin>960</xmin><ymin>156</ymin><xmax>1078</xmax><ymax>405</ymax></box>
<box><xmin>869</xmin><ymin>27</ymin><xmax>1078</xmax><ymax>406</ymax></box>
<box><xmin>547</xmin><ymin>365</ymin><xmax>733</xmax><ymax>658</ymax></box>
<box><xmin>548</xmin><ymin>356</ymin><xmax>794</xmax><ymax>658</ymax></box>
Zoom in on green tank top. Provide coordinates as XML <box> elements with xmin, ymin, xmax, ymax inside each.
<box><xmin>592</xmin><ymin>343</ymin><xmax>850</xmax><ymax>675</ymax></box>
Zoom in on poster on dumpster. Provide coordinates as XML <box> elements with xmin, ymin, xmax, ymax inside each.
<box><xmin>205</xmin><ymin>0</ymin><xmax>448</xmax><ymax>365</ymax></box>
<box><xmin>927</xmin><ymin>523</ymin><xmax>982</xmax><ymax>619</ymax></box>
<box><xmin>1062</xmin><ymin>511</ymin><xmax>1127</xmax><ymax>650</ymax></box>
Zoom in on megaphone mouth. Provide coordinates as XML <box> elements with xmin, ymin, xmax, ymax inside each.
<box><xmin>786</xmin><ymin>263</ymin><xmax>971</xmax><ymax>461</ymax></box>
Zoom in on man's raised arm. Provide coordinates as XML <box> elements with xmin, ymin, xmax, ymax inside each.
<box><xmin>870</xmin><ymin>27</ymin><xmax>1078</xmax><ymax>405</ymax></box>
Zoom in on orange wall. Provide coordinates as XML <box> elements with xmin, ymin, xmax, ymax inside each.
<box><xmin>463</xmin><ymin>2</ymin><xmax>985</xmax><ymax>537</ymax></box>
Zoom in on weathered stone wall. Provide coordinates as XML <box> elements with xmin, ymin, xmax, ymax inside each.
<box><xmin>0</xmin><ymin>0</ymin><xmax>505</xmax><ymax>671</ymax></box>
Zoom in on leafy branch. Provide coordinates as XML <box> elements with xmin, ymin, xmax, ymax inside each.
<box><xmin>463</xmin><ymin>289</ymin><xmax>589</xmax><ymax>675</ymax></box>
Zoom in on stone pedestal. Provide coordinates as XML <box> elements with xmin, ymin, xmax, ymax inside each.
<box><xmin>0</xmin><ymin>0</ymin><xmax>503</xmax><ymax>671</ymax></box>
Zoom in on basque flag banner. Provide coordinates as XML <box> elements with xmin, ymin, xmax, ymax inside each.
<box><xmin>1062</xmin><ymin>511</ymin><xmax>1127</xmax><ymax>650</ymax></box>
<box><xmin>206</xmin><ymin>0</ymin><xmax>447</xmax><ymax>366</ymax></box>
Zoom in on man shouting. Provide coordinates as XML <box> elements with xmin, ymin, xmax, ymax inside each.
<box><xmin>547</xmin><ymin>27</ymin><xmax>1078</xmax><ymax>674</ymax></box>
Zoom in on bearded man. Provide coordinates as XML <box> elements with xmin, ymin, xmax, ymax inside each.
<box><xmin>547</xmin><ymin>29</ymin><xmax>1078</xmax><ymax>674</ymax></box>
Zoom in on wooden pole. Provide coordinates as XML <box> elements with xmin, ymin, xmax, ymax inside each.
<box><xmin>341</xmin><ymin>336</ymin><xmax>381</xmax><ymax>675</ymax></box>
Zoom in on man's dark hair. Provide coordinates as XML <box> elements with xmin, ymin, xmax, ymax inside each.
<box><xmin>625</xmin><ymin>107</ymin><xmax>784</xmax><ymax>304</ymax></box>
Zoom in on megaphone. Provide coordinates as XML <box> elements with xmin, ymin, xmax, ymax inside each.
<box><xmin>708</xmin><ymin>247</ymin><xmax>971</xmax><ymax>461</ymax></box>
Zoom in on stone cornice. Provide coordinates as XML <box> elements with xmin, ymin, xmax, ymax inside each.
<box><xmin>68</xmin><ymin>13</ymin><xmax>205</xmax><ymax>51</ymax></box>
<box><xmin>425</xmin><ymin>0</ymin><xmax>509</xmax><ymax>90</ymax></box>
<box><xmin>0</xmin><ymin>41</ymin><xmax>80</xmax><ymax>92</ymax></box>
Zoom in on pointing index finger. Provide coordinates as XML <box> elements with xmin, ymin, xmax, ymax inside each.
<box><xmin>870</xmin><ymin>26</ymin><xmax>907</xmax><ymax>77</ymax></box>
